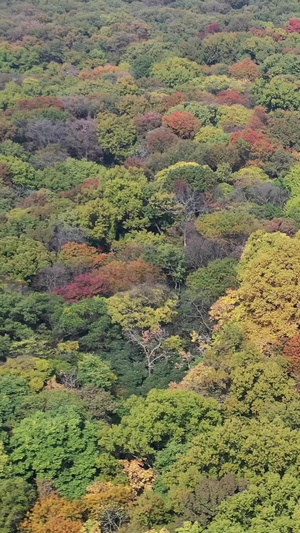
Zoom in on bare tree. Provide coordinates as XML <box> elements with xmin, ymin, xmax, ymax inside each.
<box><xmin>64</xmin><ymin>118</ymin><xmax>103</xmax><ymax>161</ymax></box>
<box><xmin>58</xmin><ymin>369</ymin><xmax>79</xmax><ymax>389</ymax></box>
<box><xmin>174</xmin><ymin>179</ymin><xmax>208</xmax><ymax>247</ymax></box>
<box><xmin>126</xmin><ymin>326</ymin><xmax>169</xmax><ymax>376</ymax></box>
<box><xmin>24</xmin><ymin>119</ymin><xmax>66</xmax><ymax>151</ymax></box>
<box><xmin>185</xmin><ymin>231</ymin><xmax>224</xmax><ymax>269</ymax></box>
<box><xmin>50</xmin><ymin>224</ymin><xmax>87</xmax><ymax>251</ymax></box>
<box><xmin>33</xmin><ymin>263</ymin><xmax>71</xmax><ymax>292</ymax></box>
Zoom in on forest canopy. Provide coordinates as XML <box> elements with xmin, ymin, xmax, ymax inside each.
<box><xmin>1</xmin><ymin>0</ymin><xmax>300</xmax><ymax>531</ymax></box>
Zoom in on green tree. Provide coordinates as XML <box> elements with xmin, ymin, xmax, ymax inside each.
<box><xmin>0</xmin><ymin>374</ymin><xmax>30</xmax><ymax>429</ymax></box>
<box><xmin>57</xmin><ymin>296</ymin><xmax>121</xmax><ymax>353</ymax></box>
<box><xmin>0</xmin><ymin>236</ymin><xmax>52</xmax><ymax>280</ymax></box>
<box><xmin>36</xmin><ymin>158</ymin><xmax>101</xmax><ymax>191</ymax></box>
<box><xmin>97</xmin><ymin>113</ymin><xmax>137</xmax><ymax>159</ymax></box>
<box><xmin>253</xmin><ymin>78</ymin><xmax>300</xmax><ymax>111</ymax></box>
<box><xmin>206</xmin><ymin>473</ymin><xmax>300</xmax><ymax>533</ymax></box>
<box><xmin>0</xmin><ymin>478</ymin><xmax>36</xmax><ymax>533</ymax></box>
<box><xmin>186</xmin><ymin>259</ymin><xmax>238</xmax><ymax>308</ymax></box>
<box><xmin>151</xmin><ymin>57</ymin><xmax>201</xmax><ymax>88</ymax></box>
<box><xmin>0</xmin><ymin>155</ymin><xmax>37</xmax><ymax>188</ymax></box>
<box><xmin>195</xmin><ymin>211</ymin><xmax>258</xmax><ymax>242</ymax></box>
<box><xmin>107</xmin><ymin>285</ymin><xmax>178</xmax><ymax>331</ymax></box>
<box><xmin>108</xmin><ymin>388</ymin><xmax>221</xmax><ymax>457</ymax></box>
<box><xmin>10</xmin><ymin>408</ymin><xmax>103</xmax><ymax>498</ymax></box>
<box><xmin>77</xmin><ymin>353</ymin><xmax>116</xmax><ymax>389</ymax></box>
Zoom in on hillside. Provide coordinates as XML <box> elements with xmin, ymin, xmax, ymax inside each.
<box><xmin>1</xmin><ymin>0</ymin><xmax>300</xmax><ymax>531</ymax></box>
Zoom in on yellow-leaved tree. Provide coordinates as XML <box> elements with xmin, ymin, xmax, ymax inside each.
<box><xmin>210</xmin><ymin>230</ymin><xmax>300</xmax><ymax>346</ymax></box>
<box><xmin>107</xmin><ymin>285</ymin><xmax>179</xmax><ymax>374</ymax></box>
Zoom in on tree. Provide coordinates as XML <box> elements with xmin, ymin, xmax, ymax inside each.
<box><xmin>202</xmin><ymin>33</ymin><xmax>239</xmax><ymax>64</ymax></box>
<box><xmin>283</xmin><ymin>335</ymin><xmax>300</xmax><ymax>375</ymax></box>
<box><xmin>36</xmin><ymin>158</ymin><xmax>101</xmax><ymax>191</ymax></box>
<box><xmin>55</xmin><ymin>272</ymin><xmax>111</xmax><ymax>302</ymax></box>
<box><xmin>57</xmin><ymin>296</ymin><xmax>121</xmax><ymax>353</ymax></box>
<box><xmin>224</xmin><ymin>358</ymin><xmax>298</xmax><ymax>418</ymax></box>
<box><xmin>135</xmin><ymin>112</ymin><xmax>162</xmax><ymax>134</ymax></box>
<box><xmin>166</xmin><ymin>416</ymin><xmax>300</xmax><ymax>495</ymax></box>
<box><xmin>126</xmin><ymin>326</ymin><xmax>170</xmax><ymax>376</ymax></box>
<box><xmin>0</xmin><ymin>155</ymin><xmax>37</xmax><ymax>188</ymax></box>
<box><xmin>230</xmin><ymin>129</ymin><xmax>277</xmax><ymax>161</ymax></box>
<box><xmin>151</xmin><ymin>57</ymin><xmax>201</xmax><ymax>87</ymax></box>
<box><xmin>77</xmin><ymin>385</ymin><xmax>116</xmax><ymax>421</ymax></box>
<box><xmin>107</xmin><ymin>285</ymin><xmax>178</xmax><ymax>331</ymax></box>
<box><xmin>63</xmin><ymin>118</ymin><xmax>103</xmax><ymax>161</ymax></box>
<box><xmin>206</xmin><ymin>473</ymin><xmax>300</xmax><ymax>532</ymax></box>
<box><xmin>0</xmin><ymin>290</ymin><xmax>62</xmax><ymax>357</ymax></box>
<box><xmin>146</xmin><ymin>128</ymin><xmax>179</xmax><ymax>153</ymax></box>
<box><xmin>23</xmin><ymin>119</ymin><xmax>66</xmax><ymax>151</ymax></box>
<box><xmin>229</xmin><ymin>58</ymin><xmax>260</xmax><ymax>81</ymax></box>
<box><xmin>217</xmin><ymin>90</ymin><xmax>249</xmax><ymax>106</ymax></box>
<box><xmin>286</xmin><ymin>18</ymin><xmax>300</xmax><ymax>33</ymax></box>
<box><xmin>143</xmin><ymin>243</ymin><xmax>186</xmax><ymax>286</ymax></box>
<box><xmin>10</xmin><ymin>408</ymin><xmax>102</xmax><ymax>498</ymax></box>
<box><xmin>254</xmin><ymin>78</ymin><xmax>300</xmax><ymax>111</ymax></box>
<box><xmin>157</xmin><ymin>162</ymin><xmax>217</xmax><ymax>193</ymax></box>
<box><xmin>268</xmin><ymin>110</ymin><xmax>300</xmax><ymax>150</ymax></box>
<box><xmin>98</xmin><ymin>258</ymin><xmax>164</xmax><ymax>293</ymax></box>
<box><xmin>0</xmin><ymin>118</ymin><xmax>17</xmax><ymax>142</ymax></box>
<box><xmin>283</xmin><ymin>164</ymin><xmax>300</xmax><ymax>197</ymax></box>
<box><xmin>0</xmin><ymin>356</ymin><xmax>54</xmax><ymax>391</ymax></box>
<box><xmin>285</xmin><ymin>196</ymin><xmax>300</xmax><ymax>224</ymax></box>
<box><xmin>22</xmin><ymin>494</ymin><xmax>84</xmax><ymax>533</ymax></box>
<box><xmin>0</xmin><ymin>236</ymin><xmax>52</xmax><ymax>280</ymax></box>
<box><xmin>0</xmin><ymin>374</ymin><xmax>30</xmax><ymax>428</ymax></box>
<box><xmin>97</xmin><ymin>113</ymin><xmax>137</xmax><ymax>159</ymax></box>
<box><xmin>58</xmin><ymin>243</ymin><xmax>102</xmax><ymax>272</ymax></box>
<box><xmin>129</xmin><ymin>490</ymin><xmax>169</xmax><ymax>530</ymax></box>
<box><xmin>108</xmin><ymin>388</ymin><xmax>220</xmax><ymax>457</ymax></box>
<box><xmin>83</xmin><ymin>481</ymin><xmax>133</xmax><ymax>531</ymax></box>
<box><xmin>186</xmin><ymin>258</ymin><xmax>238</xmax><ymax>310</ymax></box>
<box><xmin>0</xmin><ymin>478</ymin><xmax>36</xmax><ymax>533</ymax></box>
<box><xmin>195</xmin><ymin>211</ymin><xmax>258</xmax><ymax>242</ymax></box>
<box><xmin>77</xmin><ymin>353</ymin><xmax>116</xmax><ymax>389</ymax></box>
<box><xmin>182</xmin><ymin>475</ymin><xmax>246</xmax><ymax>525</ymax></box>
<box><xmin>211</xmin><ymin>231</ymin><xmax>300</xmax><ymax>346</ymax></box>
<box><xmin>217</xmin><ymin>105</ymin><xmax>253</xmax><ymax>130</ymax></box>
<box><xmin>163</xmin><ymin>111</ymin><xmax>200</xmax><ymax>139</ymax></box>
<box><xmin>78</xmin><ymin>167</ymin><xmax>177</xmax><ymax>243</ymax></box>
<box><xmin>195</xmin><ymin>126</ymin><xmax>228</xmax><ymax>145</ymax></box>
<box><xmin>265</xmin><ymin>217</ymin><xmax>298</xmax><ymax>237</ymax></box>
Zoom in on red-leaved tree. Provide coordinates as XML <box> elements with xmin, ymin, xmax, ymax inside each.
<box><xmin>54</xmin><ymin>272</ymin><xmax>111</xmax><ymax>302</ymax></box>
<box><xmin>286</xmin><ymin>18</ymin><xmax>300</xmax><ymax>33</ymax></box>
<box><xmin>283</xmin><ymin>335</ymin><xmax>300</xmax><ymax>375</ymax></box>
<box><xmin>146</xmin><ymin>127</ymin><xmax>179</xmax><ymax>153</ymax></box>
<box><xmin>163</xmin><ymin>111</ymin><xmax>200</xmax><ymax>139</ymax></box>
<box><xmin>229</xmin><ymin>58</ymin><xmax>260</xmax><ymax>81</ymax></box>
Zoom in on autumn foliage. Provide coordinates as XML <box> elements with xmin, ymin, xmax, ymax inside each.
<box><xmin>163</xmin><ymin>111</ymin><xmax>201</xmax><ymax>139</ymax></box>
<box><xmin>58</xmin><ymin>242</ymin><xmax>104</xmax><ymax>271</ymax></box>
<box><xmin>99</xmin><ymin>258</ymin><xmax>164</xmax><ymax>293</ymax></box>
<box><xmin>217</xmin><ymin>90</ymin><xmax>249</xmax><ymax>106</ymax></box>
<box><xmin>16</xmin><ymin>97</ymin><xmax>65</xmax><ymax>110</ymax></box>
<box><xmin>285</xmin><ymin>18</ymin><xmax>300</xmax><ymax>33</ymax></box>
<box><xmin>54</xmin><ymin>272</ymin><xmax>111</xmax><ymax>301</ymax></box>
<box><xmin>283</xmin><ymin>335</ymin><xmax>300</xmax><ymax>375</ymax></box>
<box><xmin>22</xmin><ymin>494</ymin><xmax>84</xmax><ymax>533</ymax></box>
<box><xmin>229</xmin><ymin>58</ymin><xmax>261</xmax><ymax>81</ymax></box>
<box><xmin>230</xmin><ymin>129</ymin><xmax>277</xmax><ymax>159</ymax></box>
<box><xmin>146</xmin><ymin>127</ymin><xmax>179</xmax><ymax>152</ymax></box>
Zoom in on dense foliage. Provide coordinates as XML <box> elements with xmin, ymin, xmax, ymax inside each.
<box><xmin>2</xmin><ymin>0</ymin><xmax>300</xmax><ymax>531</ymax></box>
